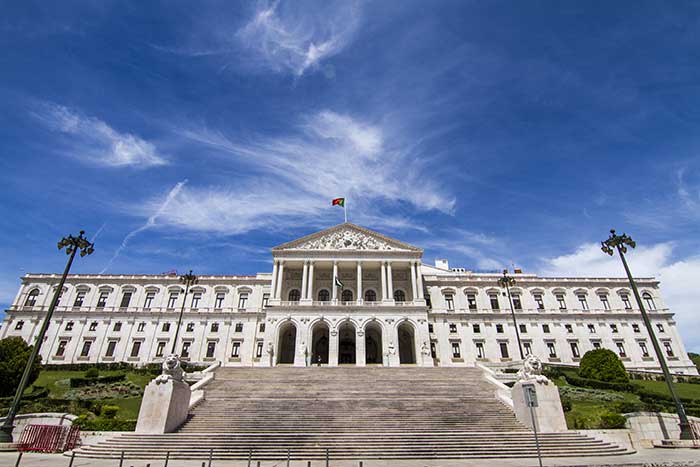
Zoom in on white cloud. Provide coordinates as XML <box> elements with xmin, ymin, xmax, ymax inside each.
<box><xmin>32</xmin><ymin>103</ymin><xmax>167</xmax><ymax>168</ymax></box>
<box><xmin>237</xmin><ymin>1</ymin><xmax>361</xmax><ymax>76</ymax></box>
<box><xmin>540</xmin><ymin>243</ymin><xmax>700</xmax><ymax>352</ymax></box>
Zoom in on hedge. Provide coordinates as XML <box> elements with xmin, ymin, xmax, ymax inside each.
<box><xmin>74</xmin><ymin>416</ymin><xmax>136</xmax><ymax>431</ymax></box>
<box><xmin>41</xmin><ymin>362</ymin><xmax>207</xmax><ymax>374</ymax></box>
<box><xmin>69</xmin><ymin>373</ymin><xmax>126</xmax><ymax>388</ymax></box>
<box><xmin>564</xmin><ymin>374</ymin><xmax>635</xmax><ymax>392</ymax></box>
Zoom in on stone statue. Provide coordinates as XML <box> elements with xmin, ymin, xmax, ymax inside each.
<box><xmin>516</xmin><ymin>354</ymin><xmax>550</xmax><ymax>385</ymax></box>
<box><xmin>154</xmin><ymin>354</ymin><xmax>184</xmax><ymax>384</ymax></box>
<box><xmin>388</xmin><ymin>342</ymin><xmax>396</xmax><ymax>355</ymax></box>
<box><xmin>421</xmin><ymin>341</ymin><xmax>430</xmax><ymax>356</ymax></box>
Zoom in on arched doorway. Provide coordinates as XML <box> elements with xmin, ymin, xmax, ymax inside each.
<box><xmin>338</xmin><ymin>321</ymin><xmax>356</xmax><ymax>364</ymax></box>
<box><xmin>311</xmin><ymin>322</ymin><xmax>329</xmax><ymax>365</ymax></box>
<box><xmin>277</xmin><ymin>322</ymin><xmax>297</xmax><ymax>364</ymax></box>
<box><xmin>398</xmin><ymin>322</ymin><xmax>416</xmax><ymax>364</ymax></box>
<box><xmin>365</xmin><ymin>321</ymin><xmax>383</xmax><ymax>365</ymax></box>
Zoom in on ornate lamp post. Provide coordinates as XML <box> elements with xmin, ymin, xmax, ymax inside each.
<box><xmin>170</xmin><ymin>270</ymin><xmax>198</xmax><ymax>355</ymax></box>
<box><xmin>602</xmin><ymin>229</ymin><xmax>692</xmax><ymax>440</ymax></box>
<box><xmin>0</xmin><ymin>230</ymin><xmax>94</xmax><ymax>443</ymax></box>
<box><xmin>498</xmin><ymin>269</ymin><xmax>525</xmax><ymax>360</ymax></box>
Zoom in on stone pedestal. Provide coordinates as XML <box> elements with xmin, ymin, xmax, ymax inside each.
<box><xmin>512</xmin><ymin>380</ymin><xmax>567</xmax><ymax>433</ymax></box>
<box><xmin>135</xmin><ymin>379</ymin><xmax>191</xmax><ymax>434</ymax></box>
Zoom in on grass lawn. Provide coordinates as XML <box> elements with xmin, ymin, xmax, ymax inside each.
<box><xmin>632</xmin><ymin>378</ymin><xmax>700</xmax><ymax>400</ymax></box>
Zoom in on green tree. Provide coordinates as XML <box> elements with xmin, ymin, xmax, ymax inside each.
<box><xmin>578</xmin><ymin>348</ymin><xmax>628</xmax><ymax>383</ymax></box>
<box><xmin>0</xmin><ymin>337</ymin><xmax>42</xmax><ymax>397</ymax></box>
<box><xmin>689</xmin><ymin>352</ymin><xmax>700</xmax><ymax>373</ymax></box>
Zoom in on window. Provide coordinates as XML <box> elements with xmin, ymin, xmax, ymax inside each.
<box><xmin>259</xmin><ymin>323</ymin><xmax>266</xmax><ymax>333</ymax></box>
<box><xmin>610</xmin><ymin>324</ymin><xmax>618</xmax><ymax>333</ymax></box>
<box><xmin>167</xmin><ymin>293</ymin><xmax>179</xmax><ymax>309</ymax></box>
<box><xmin>546</xmin><ymin>342</ymin><xmax>557</xmax><ymax>358</ymax></box>
<box><xmin>89</xmin><ymin>321</ymin><xmax>98</xmax><ymax>331</ymax></box>
<box><xmin>616</xmin><ymin>342</ymin><xmax>627</xmax><ymax>358</ymax></box>
<box><xmin>643</xmin><ymin>293</ymin><xmax>656</xmax><ymax>310</ymax></box>
<box><xmin>80</xmin><ymin>340</ymin><xmax>92</xmax><ymax>357</ymax></box>
<box><xmin>262</xmin><ymin>294</ymin><xmax>270</xmax><ymax>307</ymax></box>
<box><xmin>25</xmin><ymin>289</ymin><xmax>39</xmax><ymax>307</ymax></box>
<box><xmin>191</xmin><ymin>292</ymin><xmax>202</xmax><ymax>308</ymax></box>
<box><xmin>238</xmin><ymin>293</ymin><xmax>249</xmax><ymax>309</ymax></box>
<box><xmin>181</xmin><ymin>342</ymin><xmax>191</xmax><ymax>358</ymax></box>
<box><xmin>56</xmin><ymin>289</ymin><xmax>63</xmax><ymax>306</ymax></box>
<box><xmin>621</xmin><ymin>294</ymin><xmax>632</xmax><ymax>309</ymax></box>
<box><xmin>97</xmin><ymin>292</ymin><xmax>109</xmax><ymax>308</ymax></box>
<box><xmin>364</xmin><ymin>290</ymin><xmax>376</xmax><ymax>302</ymax></box>
<box><xmin>206</xmin><ymin>341</ymin><xmax>216</xmax><ymax>358</ymax></box>
<box><xmin>430</xmin><ymin>342</ymin><xmax>437</xmax><ymax>359</ymax></box>
<box><xmin>523</xmin><ymin>342</ymin><xmax>532</xmax><ymax>355</ymax></box>
<box><xmin>656</xmin><ymin>323</ymin><xmax>665</xmax><ymax>333</ymax></box>
<box><xmin>65</xmin><ymin>321</ymin><xmax>74</xmax><ymax>331</ymax></box>
<box><xmin>211</xmin><ymin>322</ymin><xmax>219</xmax><ymax>332</ymax></box>
<box><xmin>542</xmin><ymin>324</ymin><xmax>550</xmax><ymax>333</ymax></box>
<box><xmin>144</xmin><ymin>292</ymin><xmax>155</xmax><ymax>309</ymax></box>
<box><xmin>632</xmin><ymin>324</ymin><xmax>640</xmax><ymax>333</ymax></box>
<box><xmin>162</xmin><ymin>322</ymin><xmax>171</xmax><ymax>332</ymax></box>
<box><xmin>499</xmin><ymin>342</ymin><xmax>509</xmax><ymax>358</ymax></box>
<box><xmin>600</xmin><ymin>295</ymin><xmax>610</xmax><ymax>310</ymax></box>
<box><xmin>519</xmin><ymin>324</ymin><xmax>527</xmax><ymax>333</ymax></box>
<box><xmin>256</xmin><ymin>341</ymin><xmax>263</xmax><ymax>358</ymax></box>
<box><xmin>105</xmin><ymin>340</ymin><xmax>117</xmax><ymax>357</ymax></box>
<box><xmin>639</xmin><ymin>341</ymin><xmax>649</xmax><ymax>357</ymax></box>
<box><xmin>137</xmin><ymin>322</ymin><xmax>146</xmax><ymax>332</ymax></box>
<box><xmin>534</xmin><ymin>294</ymin><xmax>545</xmax><ymax>310</ymax></box>
<box><xmin>235</xmin><ymin>323</ymin><xmax>243</xmax><ymax>333</ymax></box>
<box><xmin>587</xmin><ymin>324</ymin><xmax>596</xmax><ymax>333</ymax></box>
<box><xmin>577</xmin><ymin>294</ymin><xmax>588</xmax><ymax>311</ymax></box>
<box><xmin>451</xmin><ymin>342</ymin><xmax>461</xmax><ymax>358</ymax></box>
<box><xmin>512</xmin><ymin>295</ymin><xmax>522</xmax><ymax>310</ymax></box>
<box><xmin>592</xmin><ymin>341</ymin><xmax>602</xmax><ymax>349</ymax></box>
<box><xmin>489</xmin><ymin>295</ymin><xmax>499</xmax><ymax>310</ymax></box>
<box><xmin>472</xmin><ymin>324</ymin><xmax>481</xmax><ymax>333</ymax></box>
<box><xmin>288</xmin><ymin>289</ymin><xmax>301</xmax><ymax>302</ymax></box>
<box><xmin>449</xmin><ymin>323</ymin><xmax>457</xmax><ymax>333</ymax></box>
<box><xmin>663</xmin><ymin>341</ymin><xmax>674</xmax><ymax>357</ymax></box>
<box><xmin>445</xmin><ymin>294</ymin><xmax>454</xmax><ymax>310</ymax></box>
<box><xmin>426</xmin><ymin>295</ymin><xmax>432</xmax><ymax>308</ymax></box>
<box><xmin>467</xmin><ymin>294</ymin><xmax>477</xmax><ymax>310</ymax></box>
<box><xmin>74</xmin><ymin>291</ymin><xmax>86</xmax><ymax>307</ymax></box>
<box><xmin>232</xmin><ymin>342</ymin><xmax>241</xmax><ymax>358</ymax></box>
<box><xmin>56</xmin><ymin>340</ymin><xmax>68</xmax><ymax>357</ymax></box>
<box><xmin>496</xmin><ymin>324</ymin><xmax>504</xmax><ymax>333</ymax></box>
<box><xmin>393</xmin><ymin>290</ymin><xmax>405</xmax><ymax>302</ymax></box>
<box><xmin>476</xmin><ymin>342</ymin><xmax>485</xmax><ymax>359</ymax></box>
<box><xmin>565</xmin><ymin>324</ymin><xmax>573</xmax><ymax>334</ymax></box>
<box><xmin>15</xmin><ymin>320</ymin><xmax>24</xmax><ymax>330</ymax></box>
<box><xmin>113</xmin><ymin>322</ymin><xmax>122</xmax><ymax>332</ymax></box>
<box><xmin>186</xmin><ymin>323</ymin><xmax>195</xmax><ymax>332</ymax></box>
<box><xmin>570</xmin><ymin>342</ymin><xmax>580</xmax><ymax>358</ymax></box>
<box><xmin>156</xmin><ymin>341</ymin><xmax>166</xmax><ymax>357</ymax></box>
<box><xmin>318</xmin><ymin>290</ymin><xmax>331</xmax><ymax>302</ymax></box>
<box><xmin>215</xmin><ymin>292</ymin><xmax>225</xmax><ymax>308</ymax></box>
<box><xmin>428</xmin><ymin>323</ymin><xmax>434</xmax><ymax>333</ymax></box>
<box><xmin>342</xmin><ymin>289</ymin><xmax>354</xmax><ymax>302</ymax></box>
<box><xmin>556</xmin><ymin>294</ymin><xmax>567</xmax><ymax>310</ymax></box>
<box><xmin>120</xmin><ymin>292</ymin><xmax>132</xmax><ymax>308</ymax></box>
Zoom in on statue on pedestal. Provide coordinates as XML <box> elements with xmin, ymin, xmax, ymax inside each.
<box><xmin>516</xmin><ymin>354</ymin><xmax>550</xmax><ymax>385</ymax></box>
<box><xmin>154</xmin><ymin>354</ymin><xmax>184</xmax><ymax>384</ymax></box>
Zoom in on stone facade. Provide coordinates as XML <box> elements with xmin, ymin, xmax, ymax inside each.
<box><xmin>1</xmin><ymin>223</ymin><xmax>697</xmax><ymax>375</ymax></box>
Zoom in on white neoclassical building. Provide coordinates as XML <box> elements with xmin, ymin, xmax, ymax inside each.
<box><xmin>1</xmin><ymin>223</ymin><xmax>697</xmax><ymax>374</ymax></box>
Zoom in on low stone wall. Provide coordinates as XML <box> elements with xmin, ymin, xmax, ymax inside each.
<box><xmin>581</xmin><ymin>429</ymin><xmax>636</xmax><ymax>451</ymax></box>
<box><xmin>0</xmin><ymin>412</ymin><xmax>77</xmax><ymax>439</ymax></box>
<box><xmin>626</xmin><ymin>412</ymin><xmax>700</xmax><ymax>447</ymax></box>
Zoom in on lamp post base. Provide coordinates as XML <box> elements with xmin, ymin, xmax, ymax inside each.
<box><xmin>679</xmin><ymin>422</ymin><xmax>694</xmax><ymax>440</ymax></box>
<box><xmin>0</xmin><ymin>426</ymin><xmax>14</xmax><ymax>444</ymax></box>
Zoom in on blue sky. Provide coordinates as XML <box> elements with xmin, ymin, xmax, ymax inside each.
<box><xmin>1</xmin><ymin>1</ymin><xmax>700</xmax><ymax>350</ymax></box>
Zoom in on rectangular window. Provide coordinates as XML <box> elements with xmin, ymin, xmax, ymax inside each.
<box><xmin>534</xmin><ymin>294</ymin><xmax>545</xmax><ymax>310</ymax></box>
<box><xmin>499</xmin><ymin>342</ymin><xmax>509</xmax><ymax>358</ymax></box>
<box><xmin>430</xmin><ymin>342</ymin><xmax>437</xmax><ymax>359</ymax></box>
<box><xmin>621</xmin><ymin>294</ymin><xmax>632</xmax><ymax>309</ymax></box>
<box><xmin>186</xmin><ymin>323</ymin><xmax>195</xmax><ymax>332</ymax></box>
<box><xmin>639</xmin><ymin>341</ymin><xmax>649</xmax><ymax>357</ymax></box>
<box><xmin>587</xmin><ymin>324</ymin><xmax>596</xmax><ymax>333</ymax></box>
<box><xmin>262</xmin><ymin>294</ymin><xmax>270</xmax><ymax>308</ymax></box>
<box><xmin>570</xmin><ymin>342</ymin><xmax>580</xmax><ymax>358</ymax></box>
<box><xmin>206</xmin><ymin>341</ymin><xmax>216</xmax><ymax>358</ymax></box>
<box><xmin>519</xmin><ymin>324</ymin><xmax>527</xmax><ymax>333</ymax></box>
<box><xmin>65</xmin><ymin>321</ymin><xmax>74</xmax><ymax>331</ymax></box>
<box><xmin>489</xmin><ymin>295</ymin><xmax>499</xmax><ymax>310</ymax></box>
<box><xmin>238</xmin><ymin>293</ymin><xmax>249</xmax><ymax>309</ymax></box>
<box><xmin>476</xmin><ymin>342</ymin><xmax>485</xmax><ymax>359</ymax></box>
<box><xmin>211</xmin><ymin>322</ymin><xmax>219</xmax><ymax>332</ymax></box>
<box><xmin>428</xmin><ymin>323</ymin><xmax>434</xmax><ymax>333</ymax></box>
<box><xmin>97</xmin><ymin>292</ymin><xmax>109</xmax><ymax>308</ymax></box>
<box><xmin>449</xmin><ymin>323</ymin><xmax>457</xmax><ymax>333</ymax></box>
<box><xmin>235</xmin><ymin>323</ymin><xmax>244</xmax><ymax>332</ymax></box>
<box><xmin>15</xmin><ymin>320</ymin><xmax>24</xmax><ymax>330</ymax></box>
<box><xmin>232</xmin><ymin>341</ymin><xmax>241</xmax><ymax>357</ymax></box>
<box><xmin>113</xmin><ymin>322</ymin><xmax>122</xmax><ymax>332</ymax></box>
<box><xmin>632</xmin><ymin>324</ymin><xmax>640</xmax><ymax>333</ymax></box>
<box><xmin>542</xmin><ymin>324</ymin><xmax>550</xmax><ymax>333</ymax></box>
<box><xmin>120</xmin><ymin>292</ymin><xmax>132</xmax><ymax>308</ymax></box>
<box><xmin>577</xmin><ymin>295</ymin><xmax>588</xmax><ymax>311</ymax></box>
<box><xmin>467</xmin><ymin>294</ymin><xmax>477</xmax><ymax>310</ymax></box>
<box><xmin>181</xmin><ymin>342</ymin><xmax>191</xmax><ymax>358</ymax></box>
<box><xmin>144</xmin><ymin>292</ymin><xmax>155</xmax><ymax>309</ymax></box>
<box><xmin>547</xmin><ymin>342</ymin><xmax>557</xmax><ymax>358</ymax></box>
<box><xmin>592</xmin><ymin>341</ymin><xmax>602</xmax><ymax>349</ymax></box>
<box><xmin>610</xmin><ymin>324</ymin><xmax>618</xmax><ymax>333</ymax></box>
<box><xmin>162</xmin><ymin>322</ymin><xmax>171</xmax><ymax>332</ymax></box>
<box><xmin>259</xmin><ymin>323</ymin><xmax>266</xmax><ymax>333</ymax></box>
<box><xmin>472</xmin><ymin>324</ymin><xmax>481</xmax><ymax>333</ymax></box>
<box><xmin>130</xmin><ymin>341</ymin><xmax>141</xmax><ymax>357</ymax></box>
<box><xmin>255</xmin><ymin>341</ymin><xmax>263</xmax><ymax>358</ymax></box>
<box><xmin>56</xmin><ymin>340</ymin><xmax>68</xmax><ymax>357</ymax></box>
<box><xmin>80</xmin><ymin>340</ymin><xmax>92</xmax><ymax>357</ymax></box>
<box><xmin>616</xmin><ymin>342</ymin><xmax>626</xmax><ymax>358</ymax></box>
<box><xmin>512</xmin><ymin>295</ymin><xmax>522</xmax><ymax>310</ymax></box>
<box><xmin>156</xmin><ymin>341</ymin><xmax>166</xmax><ymax>357</ymax></box>
<box><xmin>214</xmin><ymin>292</ymin><xmax>225</xmax><ymax>309</ymax></box>
<box><xmin>89</xmin><ymin>321</ymin><xmax>98</xmax><ymax>331</ymax></box>
<box><xmin>74</xmin><ymin>292</ymin><xmax>86</xmax><ymax>307</ymax></box>
<box><xmin>496</xmin><ymin>324</ymin><xmax>504</xmax><ymax>333</ymax></box>
<box><xmin>137</xmin><ymin>322</ymin><xmax>146</xmax><ymax>332</ymax></box>
<box><xmin>565</xmin><ymin>324</ymin><xmax>573</xmax><ymax>333</ymax></box>
<box><xmin>445</xmin><ymin>294</ymin><xmax>454</xmax><ymax>311</ymax></box>
<box><xmin>656</xmin><ymin>323</ymin><xmax>665</xmax><ymax>333</ymax></box>
<box><xmin>523</xmin><ymin>342</ymin><xmax>532</xmax><ymax>355</ymax></box>
<box><xmin>105</xmin><ymin>340</ymin><xmax>117</xmax><ymax>357</ymax></box>
<box><xmin>556</xmin><ymin>294</ymin><xmax>567</xmax><ymax>310</ymax></box>
<box><xmin>191</xmin><ymin>292</ymin><xmax>202</xmax><ymax>308</ymax></box>
<box><xmin>600</xmin><ymin>295</ymin><xmax>610</xmax><ymax>310</ymax></box>
<box><xmin>451</xmin><ymin>342</ymin><xmax>461</xmax><ymax>358</ymax></box>
<box><xmin>663</xmin><ymin>341</ymin><xmax>674</xmax><ymax>357</ymax></box>
<box><xmin>167</xmin><ymin>293</ymin><xmax>178</xmax><ymax>309</ymax></box>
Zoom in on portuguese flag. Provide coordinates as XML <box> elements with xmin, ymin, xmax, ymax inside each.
<box><xmin>332</xmin><ymin>197</ymin><xmax>345</xmax><ymax>207</ymax></box>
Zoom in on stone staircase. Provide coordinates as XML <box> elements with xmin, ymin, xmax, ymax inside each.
<box><xmin>72</xmin><ymin>366</ymin><xmax>632</xmax><ymax>460</ymax></box>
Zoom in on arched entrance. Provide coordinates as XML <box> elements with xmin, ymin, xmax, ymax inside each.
<box><xmin>398</xmin><ymin>322</ymin><xmax>416</xmax><ymax>364</ymax></box>
<box><xmin>277</xmin><ymin>322</ymin><xmax>297</xmax><ymax>364</ymax></box>
<box><xmin>311</xmin><ymin>322</ymin><xmax>329</xmax><ymax>365</ymax></box>
<box><xmin>338</xmin><ymin>321</ymin><xmax>356</xmax><ymax>364</ymax></box>
<box><xmin>365</xmin><ymin>321</ymin><xmax>383</xmax><ymax>365</ymax></box>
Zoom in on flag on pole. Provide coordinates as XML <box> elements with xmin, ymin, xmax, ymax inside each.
<box><xmin>332</xmin><ymin>197</ymin><xmax>347</xmax><ymax>222</ymax></box>
<box><xmin>334</xmin><ymin>276</ymin><xmax>344</xmax><ymax>289</ymax></box>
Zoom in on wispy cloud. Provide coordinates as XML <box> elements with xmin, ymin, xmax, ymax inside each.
<box><xmin>31</xmin><ymin>102</ymin><xmax>168</xmax><ymax>168</ymax></box>
<box><xmin>237</xmin><ymin>1</ymin><xmax>361</xmax><ymax>76</ymax></box>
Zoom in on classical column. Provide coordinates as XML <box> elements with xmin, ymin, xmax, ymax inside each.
<box><xmin>410</xmin><ymin>261</ymin><xmax>418</xmax><ymax>302</ymax></box>
<box><xmin>356</xmin><ymin>328</ymin><xmax>366</xmax><ymax>367</ymax></box>
<box><xmin>275</xmin><ymin>261</ymin><xmax>285</xmax><ymax>300</ymax></box>
<box><xmin>332</xmin><ymin>261</ymin><xmax>339</xmax><ymax>301</ymax></box>
<box><xmin>301</xmin><ymin>261</ymin><xmax>309</xmax><ymax>300</ymax></box>
<box><xmin>387</xmin><ymin>262</ymin><xmax>394</xmax><ymax>301</ymax></box>
<box><xmin>380</xmin><ymin>262</ymin><xmax>387</xmax><ymax>300</ymax></box>
<box><xmin>307</xmin><ymin>261</ymin><xmax>315</xmax><ymax>301</ymax></box>
<box><xmin>356</xmin><ymin>261</ymin><xmax>363</xmax><ymax>304</ymax></box>
<box><xmin>270</xmin><ymin>260</ymin><xmax>279</xmax><ymax>300</ymax></box>
<box><xmin>416</xmin><ymin>261</ymin><xmax>425</xmax><ymax>299</ymax></box>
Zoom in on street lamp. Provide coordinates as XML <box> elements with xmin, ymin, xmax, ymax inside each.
<box><xmin>170</xmin><ymin>270</ymin><xmax>198</xmax><ymax>355</ymax></box>
<box><xmin>0</xmin><ymin>230</ymin><xmax>95</xmax><ymax>443</ymax></box>
<box><xmin>602</xmin><ymin>229</ymin><xmax>692</xmax><ymax>440</ymax></box>
<box><xmin>498</xmin><ymin>269</ymin><xmax>525</xmax><ymax>360</ymax></box>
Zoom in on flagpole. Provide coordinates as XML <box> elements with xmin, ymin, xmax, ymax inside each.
<box><xmin>344</xmin><ymin>200</ymin><xmax>347</xmax><ymax>223</ymax></box>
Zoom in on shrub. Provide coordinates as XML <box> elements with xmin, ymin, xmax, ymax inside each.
<box><xmin>101</xmin><ymin>405</ymin><xmax>119</xmax><ymax>419</ymax></box>
<box><xmin>578</xmin><ymin>349</ymin><xmax>629</xmax><ymax>383</ymax></box>
<box><xmin>615</xmin><ymin>400</ymin><xmax>643</xmax><ymax>414</ymax></box>
<box><xmin>560</xmin><ymin>395</ymin><xmax>572</xmax><ymax>412</ymax></box>
<box><xmin>564</xmin><ymin>373</ymin><xmax>634</xmax><ymax>392</ymax></box>
<box><xmin>85</xmin><ymin>368</ymin><xmax>100</xmax><ymax>379</ymax></box>
<box><xmin>74</xmin><ymin>415</ymin><xmax>136</xmax><ymax>431</ymax></box>
<box><xmin>70</xmin><ymin>373</ymin><xmax>126</xmax><ymax>388</ymax></box>
<box><xmin>598</xmin><ymin>411</ymin><xmax>627</xmax><ymax>429</ymax></box>
<box><xmin>0</xmin><ymin>337</ymin><xmax>42</xmax><ymax>397</ymax></box>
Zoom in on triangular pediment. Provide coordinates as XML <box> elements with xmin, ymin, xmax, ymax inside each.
<box><xmin>272</xmin><ymin>223</ymin><xmax>422</xmax><ymax>252</ymax></box>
